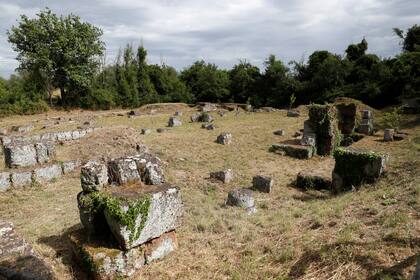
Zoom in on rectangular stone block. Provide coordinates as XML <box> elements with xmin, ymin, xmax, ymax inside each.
<box><xmin>104</xmin><ymin>185</ymin><xmax>183</xmax><ymax>250</ymax></box>
<box><xmin>131</xmin><ymin>153</ymin><xmax>165</xmax><ymax>185</ymax></box>
<box><xmin>34</xmin><ymin>141</ymin><xmax>55</xmax><ymax>164</ymax></box>
<box><xmin>0</xmin><ymin>172</ymin><xmax>11</xmax><ymax>192</ymax></box>
<box><xmin>4</xmin><ymin>143</ymin><xmax>37</xmax><ymax>168</ymax></box>
<box><xmin>332</xmin><ymin>148</ymin><xmax>389</xmax><ymax>192</ymax></box>
<box><xmin>108</xmin><ymin>158</ymin><xmax>141</xmax><ymax>185</ymax></box>
<box><xmin>69</xmin><ymin>229</ymin><xmax>177</xmax><ymax>280</ymax></box>
<box><xmin>62</xmin><ymin>160</ymin><xmax>81</xmax><ymax>174</ymax></box>
<box><xmin>252</xmin><ymin>175</ymin><xmax>273</xmax><ymax>193</ymax></box>
<box><xmin>33</xmin><ymin>164</ymin><xmax>62</xmax><ymax>183</ymax></box>
<box><xmin>270</xmin><ymin>143</ymin><xmax>314</xmax><ymax>159</ymax></box>
<box><xmin>296</xmin><ymin>170</ymin><xmax>331</xmax><ymax>190</ymax></box>
<box><xmin>81</xmin><ymin>160</ymin><xmax>109</xmax><ymax>192</ymax></box>
<box><xmin>11</xmin><ymin>171</ymin><xmax>32</xmax><ymax>188</ymax></box>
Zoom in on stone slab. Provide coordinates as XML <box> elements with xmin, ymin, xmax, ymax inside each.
<box><xmin>0</xmin><ymin>172</ymin><xmax>11</xmax><ymax>192</ymax></box>
<box><xmin>270</xmin><ymin>143</ymin><xmax>314</xmax><ymax>159</ymax></box>
<box><xmin>33</xmin><ymin>164</ymin><xmax>62</xmax><ymax>183</ymax></box>
<box><xmin>11</xmin><ymin>171</ymin><xmax>32</xmax><ymax>188</ymax></box>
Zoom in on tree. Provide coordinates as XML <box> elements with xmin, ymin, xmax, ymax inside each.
<box><xmin>394</xmin><ymin>24</ymin><xmax>420</xmax><ymax>52</ymax></box>
<box><xmin>136</xmin><ymin>46</ymin><xmax>158</xmax><ymax>104</ymax></box>
<box><xmin>229</xmin><ymin>60</ymin><xmax>260</xmax><ymax>103</ymax></box>
<box><xmin>7</xmin><ymin>8</ymin><xmax>105</xmax><ymax>106</ymax></box>
<box><xmin>345</xmin><ymin>38</ymin><xmax>368</xmax><ymax>61</ymax></box>
<box><xmin>181</xmin><ymin>60</ymin><xmax>230</xmax><ymax>102</ymax></box>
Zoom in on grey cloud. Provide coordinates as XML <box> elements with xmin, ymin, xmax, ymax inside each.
<box><xmin>0</xmin><ymin>0</ymin><xmax>419</xmax><ymax>78</ymax></box>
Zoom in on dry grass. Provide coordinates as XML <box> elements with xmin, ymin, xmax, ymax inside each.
<box><xmin>0</xmin><ymin>105</ymin><xmax>419</xmax><ymax>280</ymax></box>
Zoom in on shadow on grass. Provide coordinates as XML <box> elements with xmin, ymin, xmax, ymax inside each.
<box><xmin>288</xmin><ymin>238</ymin><xmax>420</xmax><ymax>279</ymax></box>
<box><xmin>38</xmin><ymin>224</ymin><xmax>88</xmax><ymax>280</ymax></box>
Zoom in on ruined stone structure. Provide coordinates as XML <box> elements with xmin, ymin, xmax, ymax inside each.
<box><xmin>0</xmin><ymin>220</ymin><xmax>56</xmax><ymax>279</ymax></box>
<box><xmin>357</xmin><ymin>110</ymin><xmax>374</xmax><ymax>135</ymax></box>
<box><xmin>226</xmin><ymin>188</ymin><xmax>256</xmax><ymax>214</ymax></box>
<box><xmin>306</xmin><ymin>104</ymin><xmax>341</xmax><ymax>156</ymax></box>
<box><xmin>332</xmin><ymin>148</ymin><xmax>389</xmax><ymax>192</ymax></box>
<box><xmin>216</xmin><ymin>132</ymin><xmax>232</xmax><ymax>145</ymax></box>
<box><xmin>72</xmin><ymin>152</ymin><xmax>182</xmax><ymax>279</ymax></box>
<box><xmin>4</xmin><ymin>141</ymin><xmax>55</xmax><ymax>168</ymax></box>
<box><xmin>335</xmin><ymin>103</ymin><xmax>357</xmax><ymax>134</ymax></box>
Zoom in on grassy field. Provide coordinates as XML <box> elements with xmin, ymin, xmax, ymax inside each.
<box><xmin>0</xmin><ymin>105</ymin><xmax>419</xmax><ymax>279</ymax></box>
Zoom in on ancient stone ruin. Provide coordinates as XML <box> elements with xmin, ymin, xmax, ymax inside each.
<box><xmin>226</xmin><ymin>188</ymin><xmax>256</xmax><ymax>214</ymax></box>
<box><xmin>210</xmin><ymin>169</ymin><xmax>233</xmax><ymax>183</ymax></box>
<box><xmin>357</xmin><ymin>110</ymin><xmax>374</xmax><ymax>135</ymax></box>
<box><xmin>190</xmin><ymin>112</ymin><xmax>214</xmax><ymax>123</ymax></box>
<box><xmin>4</xmin><ymin>141</ymin><xmax>55</xmax><ymax>168</ymax></box>
<box><xmin>71</xmin><ymin>152</ymin><xmax>183</xmax><ymax>279</ymax></box>
<box><xmin>168</xmin><ymin>117</ymin><xmax>182</xmax><ymax>127</ymax></box>
<box><xmin>332</xmin><ymin>148</ymin><xmax>388</xmax><ymax>192</ymax></box>
<box><xmin>216</xmin><ymin>132</ymin><xmax>232</xmax><ymax>145</ymax></box>
<box><xmin>305</xmin><ymin>104</ymin><xmax>341</xmax><ymax>156</ymax></box>
<box><xmin>252</xmin><ymin>175</ymin><xmax>273</xmax><ymax>193</ymax></box>
<box><xmin>0</xmin><ymin>220</ymin><xmax>55</xmax><ymax>279</ymax></box>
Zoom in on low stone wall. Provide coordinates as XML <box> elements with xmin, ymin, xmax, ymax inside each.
<box><xmin>0</xmin><ymin>160</ymin><xmax>81</xmax><ymax>191</ymax></box>
<box><xmin>4</xmin><ymin>141</ymin><xmax>55</xmax><ymax>168</ymax></box>
<box><xmin>0</xmin><ymin>127</ymin><xmax>96</xmax><ymax>147</ymax></box>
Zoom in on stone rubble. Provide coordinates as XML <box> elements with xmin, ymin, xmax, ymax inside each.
<box><xmin>210</xmin><ymin>169</ymin><xmax>233</xmax><ymax>183</ymax></box>
<box><xmin>168</xmin><ymin>117</ymin><xmax>182</xmax><ymax>127</ymax></box>
<box><xmin>216</xmin><ymin>132</ymin><xmax>232</xmax><ymax>145</ymax></box>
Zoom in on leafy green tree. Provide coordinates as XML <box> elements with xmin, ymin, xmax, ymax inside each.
<box><xmin>394</xmin><ymin>24</ymin><xmax>420</xmax><ymax>52</ymax></box>
<box><xmin>148</xmin><ymin>64</ymin><xmax>193</xmax><ymax>103</ymax></box>
<box><xmin>345</xmin><ymin>38</ymin><xmax>368</xmax><ymax>61</ymax></box>
<box><xmin>181</xmin><ymin>60</ymin><xmax>230</xmax><ymax>102</ymax></box>
<box><xmin>229</xmin><ymin>60</ymin><xmax>260</xmax><ymax>103</ymax></box>
<box><xmin>7</xmin><ymin>8</ymin><xmax>104</xmax><ymax>106</ymax></box>
<box><xmin>136</xmin><ymin>46</ymin><xmax>158</xmax><ymax>104</ymax></box>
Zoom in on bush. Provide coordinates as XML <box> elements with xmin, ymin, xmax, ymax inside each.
<box><xmin>81</xmin><ymin>88</ymin><xmax>116</xmax><ymax>110</ymax></box>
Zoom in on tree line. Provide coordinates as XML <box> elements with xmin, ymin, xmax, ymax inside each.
<box><xmin>0</xmin><ymin>8</ymin><xmax>419</xmax><ymax>116</ymax></box>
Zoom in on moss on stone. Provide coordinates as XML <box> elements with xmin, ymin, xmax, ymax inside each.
<box><xmin>308</xmin><ymin>104</ymin><xmax>342</xmax><ymax>156</ymax></box>
<box><xmin>104</xmin><ymin>194</ymin><xmax>151</xmax><ymax>245</ymax></box>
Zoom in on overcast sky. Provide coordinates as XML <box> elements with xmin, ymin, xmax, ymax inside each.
<box><xmin>0</xmin><ymin>0</ymin><xmax>419</xmax><ymax>78</ymax></box>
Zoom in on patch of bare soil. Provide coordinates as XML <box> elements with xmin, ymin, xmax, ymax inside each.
<box><xmin>56</xmin><ymin>126</ymin><xmax>144</xmax><ymax>162</ymax></box>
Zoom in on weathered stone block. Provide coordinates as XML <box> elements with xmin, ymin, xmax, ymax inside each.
<box><xmin>62</xmin><ymin>160</ymin><xmax>81</xmax><ymax>174</ymax></box>
<box><xmin>384</xmin><ymin>128</ymin><xmax>394</xmax><ymax>142</ymax></box>
<box><xmin>210</xmin><ymin>169</ymin><xmax>233</xmax><ymax>183</ymax></box>
<box><xmin>130</xmin><ymin>153</ymin><xmax>165</xmax><ymax>185</ymax></box>
<box><xmin>216</xmin><ymin>132</ymin><xmax>232</xmax><ymax>145</ymax></box>
<box><xmin>273</xmin><ymin>130</ymin><xmax>285</xmax><ymax>136</ymax></box>
<box><xmin>104</xmin><ymin>185</ymin><xmax>183</xmax><ymax>250</ymax></box>
<box><xmin>332</xmin><ymin>148</ymin><xmax>389</xmax><ymax>192</ymax></box>
<box><xmin>202</xmin><ymin>123</ymin><xmax>216</xmax><ymax>130</ymax></box>
<box><xmin>141</xmin><ymin>128</ymin><xmax>151</xmax><ymax>135</ymax></box>
<box><xmin>33</xmin><ymin>164</ymin><xmax>62</xmax><ymax>183</ymax></box>
<box><xmin>226</xmin><ymin>188</ymin><xmax>255</xmax><ymax>212</ymax></box>
<box><xmin>335</xmin><ymin>103</ymin><xmax>357</xmax><ymax>134</ymax></box>
<box><xmin>252</xmin><ymin>175</ymin><xmax>273</xmax><ymax>193</ymax></box>
<box><xmin>144</xmin><ymin>231</ymin><xmax>178</xmax><ymax>264</ymax></box>
<box><xmin>308</xmin><ymin>104</ymin><xmax>341</xmax><ymax>156</ymax></box>
<box><xmin>4</xmin><ymin>143</ymin><xmax>37</xmax><ymax>168</ymax></box>
<box><xmin>270</xmin><ymin>143</ymin><xmax>314</xmax><ymax>159</ymax></box>
<box><xmin>168</xmin><ymin>117</ymin><xmax>182</xmax><ymax>127</ymax></box>
<box><xmin>10</xmin><ymin>171</ymin><xmax>32</xmax><ymax>188</ymax></box>
<box><xmin>81</xmin><ymin>160</ymin><xmax>109</xmax><ymax>192</ymax></box>
<box><xmin>0</xmin><ymin>220</ymin><xmax>55</xmax><ymax>280</ymax></box>
<box><xmin>190</xmin><ymin>113</ymin><xmax>201</xmax><ymax>122</ymax></box>
<box><xmin>200</xmin><ymin>112</ymin><xmax>213</xmax><ymax>122</ymax></box>
<box><xmin>0</xmin><ymin>172</ymin><xmax>11</xmax><ymax>192</ymax></box>
<box><xmin>287</xmin><ymin>110</ymin><xmax>300</xmax><ymax>117</ymax></box>
<box><xmin>34</xmin><ymin>141</ymin><xmax>55</xmax><ymax>164</ymax></box>
<box><xmin>301</xmin><ymin>133</ymin><xmax>316</xmax><ymax>147</ymax></box>
<box><xmin>296</xmin><ymin>171</ymin><xmax>331</xmax><ymax>190</ymax></box>
<box><xmin>108</xmin><ymin>158</ymin><xmax>141</xmax><ymax>185</ymax></box>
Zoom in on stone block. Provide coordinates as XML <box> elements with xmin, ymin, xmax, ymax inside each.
<box><xmin>104</xmin><ymin>185</ymin><xmax>183</xmax><ymax>250</ymax></box>
<box><xmin>335</xmin><ymin>103</ymin><xmax>357</xmax><ymax>134</ymax></box>
<box><xmin>0</xmin><ymin>172</ymin><xmax>11</xmax><ymax>192</ymax></box>
<box><xmin>131</xmin><ymin>153</ymin><xmax>165</xmax><ymax>185</ymax></box>
<box><xmin>190</xmin><ymin>113</ymin><xmax>201</xmax><ymax>122</ymax></box>
<box><xmin>216</xmin><ymin>132</ymin><xmax>232</xmax><ymax>145</ymax></box>
<box><xmin>332</xmin><ymin>148</ymin><xmax>389</xmax><ymax>192</ymax></box>
<box><xmin>226</xmin><ymin>188</ymin><xmax>255</xmax><ymax>211</ymax></box>
<box><xmin>200</xmin><ymin>112</ymin><xmax>213</xmax><ymax>122</ymax></box>
<box><xmin>273</xmin><ymin>130</ymin><xmax>285</xmax><ymax>136</ymax></box>
<box><xmin>141</xmin><ymin>128</ymin><xmax>151</xmax><ymax>135</ymax></box>
<box><xmin>34</xmin><ymin>141</ymin><xmax>55</xmax><ymax>164</ymax></box>
<box><xmin>210</xmin><ymin>169</ymin><xmax>233</xmax><ymax>183</ymax></box>
<box><xmin>81</xmin><ymin>160</ymin><xmax>109</xmax><ymax>192</ymax></box>
<box><xmin>270</xmin><ymin>143</ymin><xmax>314</xmax><ymax>159</ymax></box>
<box><xmin>4</xmin><ymin>143</ymin><xmax>37</xmax><ymax>168</ymax></box>
<box><xmin>252</xmin><ymin>175</ymin><xmax>273</xmax><ymax>193</ymax></box>
<box><xmin>33</xmin><ymin>164</ymin><xmax>62</xmax><ymax>183</ymax></box>
<box><xmin>301</xmin><ymin>133</ymin><xmax>316</xmax><ymax>147</ymax></box>
<box><xmin>287</xmin><ymin>110</ymin><xmax>300</xmax><ymax>117</ymax></box>
<box><xmin>10</xmin><ymin>171</ymin><xmax>32</xmax><ymax>188</ymax></box>
<box><xmin>202</xmin><ymin>123</ymin><xmax>216</xmax><ymax>130</ymax></box>
<box><xmin>0</xmin><ymin>220</ymin><xmax>55</xmax><ymax>280</ymax></box>
<box><xmin>384</xmin><ymin>129</ymin><xmax>394</xmax><ymax>142</ymax></box>
<box><xmin>358</xmin><ymin>123</ymin><xmax>373</xmax><ymax>135</ymax></box>
<box><xmin>11</xmin><ymin>124</ymin><xmax>34</xmax><ymax>133</ymax></box>
<box><xmin>108</xmin><ymin>158</ymin><xmax>141</xmax><ymax>185</ymax></box>
<box><xmin>296</xmin><ymin>170</ymin><xmax>331</xmax><ymax>190</ymax></box>
<box><xmin>71</xmin><ymin>130</ymin><xmax>81</xmax><ymax>140</ymax></box>
<box><xmin>144</xmin><ymin>231</ymin><xmax>178</xmax><ymax>264</ymax></box>
<box><xmin>361</xmin><ymin>110</ymin><xmax>372</xmax><ymax>119</ymax></box>
<box><xmin>62</xmin><ymin>160</ymin><xmax>81</xmax><ymax>174</ymax></box>
<box><xmin>168</xmin><ymin>117</ymin><xmax>182</xmax><ymax>127</ymax></box>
